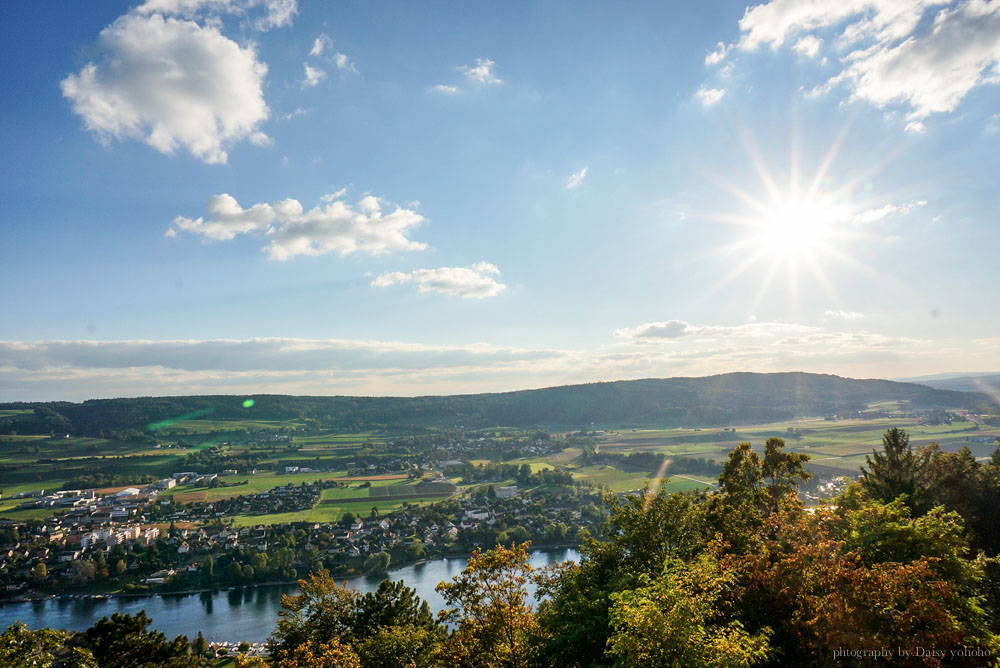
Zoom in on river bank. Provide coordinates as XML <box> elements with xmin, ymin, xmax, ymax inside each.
<box><xmin>0</xmin><ymin>548</ymin><xmax>581</xmax><ymax>643</ymax></box>
<box><xmin>1</xmin><ymin>543</ymin><xmax>583</xmax><ymax>605</ymax></box>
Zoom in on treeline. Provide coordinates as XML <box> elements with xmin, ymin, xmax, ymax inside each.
<box><xmin>1</xmin><ymin>372</ymin><xmax>985</xmax><ymax>438</ymax></box>
<box><xmin>445</xmin><ymin>461</ymin><xmax>576</xmax><ymax>487</ymax></box>
<box><xmin>586</xmin><ymin>450</ymin><xmax>722</xmax><ymax>476</ymax></box>
<box><xmin>61</xmin><ymin>473</ymin><xmax>156</xmax><ymax>490</ymax></box>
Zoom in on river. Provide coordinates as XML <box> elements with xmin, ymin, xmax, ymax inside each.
<box><xmin>0</xmin><ymin>548</ymin><xmax>579</xmax><ymax>643</ymax></box>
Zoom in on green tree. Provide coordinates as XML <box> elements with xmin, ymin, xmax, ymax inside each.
<box><xmin>273</xmin><ymin>639</ymin><xmax>360</xmax><ymax>668</ymax></box>
<box><xmin>268</xmin><ymin>571</ymin><xmax>360</xmax><ymax>663</ymax></box>
<box><xmin>363</xmin><ymin>551</ymin><xmax>391</xmax><ymax>575</ymax></box>
<box><xmin>761</xmin><ymin>436</ymin><xmax>810</xmax><ymax>513</ymax></box>
<box><xmin>353</xmin><ymin>580</ymin><xmax>439</xmax><ymax>640</ymax></box>
<box><xmin>31</xmin><ymin>562</ymin><xmax>47</xmax><ymax>582</ymax></box>
<box><xmin>355</xmin><ymin>625</ymin><xmax>439</xmax><ymax>668</ymax></box>
<box><xmin>72</xmin><ymin>612</ymin><xmax>199</xmax><ymax>668</ymax></box>
<box><xmin>192</xmin><ymin>632</ymin><xmax>208</xmax><ymax>657</ymax></box>
<box><xmin>607</xmin><ymin>552</ymin><xmax>772</xmax><ymax>667</ymax></box>
<box><xmin>0</xmin><ymin>622</ymin><xmax>91</xmax><ymax>668</ymax></box>
<box><xmin>436</xmin><ymin>542</ymin><xmax>538</xmax><ymax>668</ymax></box>
<box><xmin>860</xmin><ymin>428</ymin><xmax>934</xmax><ymax>514</ymax></box>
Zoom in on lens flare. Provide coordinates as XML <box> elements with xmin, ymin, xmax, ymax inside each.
<box><xmin>242</xmin><ymin>398</ymin><xmax>255</xmax><ymax>408</ymax></box>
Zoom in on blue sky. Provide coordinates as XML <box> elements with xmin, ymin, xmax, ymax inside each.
<box><xmin>2</xmin><ymin>0</ymin><xmax>999</xmax><ymax>400</ymax></box>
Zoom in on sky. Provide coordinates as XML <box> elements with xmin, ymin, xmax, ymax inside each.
<box><xmin>1</xmin><ymin>0</ymin><xmax>999</xmax><ymax>401</ymax></box>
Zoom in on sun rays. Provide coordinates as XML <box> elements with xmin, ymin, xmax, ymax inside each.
<box><xmin>700</xmin><ymin>129</ymin><xmax>900</xmax><ymax>313</ymax></box>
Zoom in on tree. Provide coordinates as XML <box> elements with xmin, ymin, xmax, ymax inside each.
<box><xmin>72</xmin><ymin>612</ymin><xmax>199</xmax><ymax>668</ymax></box>
<box><xmin>761</xmin><ymin>436</ymin><xmax>810</xmax><ymax>513</ymax></box>
<box><xmin>273</xmin><ymin>640</ymin><xmax>360</xmax><ymax>668</ymax></box>
<box><xmin>355</xmin><ymin>625</ymin><xmax>440</xmax><ymax>668</ymax></box>
<box><xmin>192</xmin><ymin>632</ymin><xmax>208</xmax><ymax>657</ymax></box>
<box><xmin>66</xmin><ymin>559</ymin><xmax>96</xmax><ymax>586</ymax></box>
<box><xmin>607</xmin><ymin>552</ymin><xmax>772</xmax><ymax>667</ymax></box>
<box><xmin>0</xmin><ymin>622</ymin><xmax>93</xmax><ymax>668</ymax></box>
<box><xmin>363</xmin><ymin>551</ymin><xmax>391</xmax><ymax>575</ymax></box>
<box><xmin>268</xmin><ymin>571</ymin><xmax>360</xmax><ymax>663</ymax></box>
<box><xmin>353</xmin><ymin>580</ymin><xmax>439</xmax><ymax>640</ymax></box>
<box><xmin>602</xmin><ymin>487</ymin><xmax>709</xmax><ymax>576</ymax></box>
<box><xmin>31</xmin><ymin>562</ymin><xmax>47</xmax><ymax>582</ymax></box>
<box><xmin>757</xmin><ymin>500</ymin><xmax>997</xmax><ymax>665</ymax></box>
<box><xmin>436</xmin><ymin>542</ymin><xmax>538</xmax><ymax>668</ymax></box>
<box><xmin>860</xmin><ymin>428</ymin><xmax>934</xmax><ymax>514</ymax></box>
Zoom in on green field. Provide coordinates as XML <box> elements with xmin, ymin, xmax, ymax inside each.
<box><xmin>595</xmin><ymin>418</ymin><xmax>996</xmax><ymax>477</ymax></box>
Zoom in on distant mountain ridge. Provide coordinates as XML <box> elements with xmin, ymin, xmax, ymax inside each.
<box><xmin>907</xmin><ymin>373</ymin><xmax>1000</xmax><ymax>394</ymax></box>
<box><xmin>0</xmin><ymin>372</ymin><xmax>984</xmax><ymax>435</ymax></box>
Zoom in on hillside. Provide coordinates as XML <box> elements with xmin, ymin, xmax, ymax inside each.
<box><xmin>910</xmin><ymin>373</ymin><xmax>1000</xmax><ymax>394</ymax></box>
<box><xmin>0</xmin><ymin>372</ymin><xmax>982</xmax><ymax>436</ymax></box>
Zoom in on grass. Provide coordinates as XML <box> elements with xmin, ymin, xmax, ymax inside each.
<box><xmin>229</xmin><ymin>496</ymin><xmax>441</xmax><ymax>526</ymax></box>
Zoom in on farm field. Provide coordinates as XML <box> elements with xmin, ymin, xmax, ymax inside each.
<box><xmin>595</xmin><ymin>417</ymin><xmax>998</xmax><ymax>478</ymax></box>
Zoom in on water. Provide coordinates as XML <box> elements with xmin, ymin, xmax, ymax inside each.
<box><xmin>0</xmin><ymin>548</ymin><xmax>579</xmax><ymax>643</ymax></box>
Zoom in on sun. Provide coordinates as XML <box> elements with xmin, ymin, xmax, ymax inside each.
<box><xmin>711</xmin><ymin>190</ymin><xmax>858</xmax><ymax>304</ymax></box>
<box><xmin>702</xmin><ymin>134</ymin><xmax>885</xmax><ymax>310</ymax></box>
<box><xmin>754</xmin><ymin>198</ymin><xmax>839</xmax><ymax>258</ymax></box>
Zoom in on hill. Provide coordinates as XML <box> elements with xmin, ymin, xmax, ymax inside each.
<box><xmin>908</xmin><ymin>373</ymin><xmax>1000</xmax><ymax>394</ymax></box>
<box><xmin>0</xmin><ymin>372</ymin><xmax>983</xmax><ymax>436</ymax></box>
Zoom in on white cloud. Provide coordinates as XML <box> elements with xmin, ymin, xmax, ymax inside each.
<box><xmin>463</xmin><ymin>58</ymin><xmax>503</xmax><ymax>85</ymax></box>
<box><xmin>254</xmin><ymin>0</ymin><xmax>296</xmax><ymax>29</ymax></box>
<box><xmin>695</xmin><ymin>86</ymin><xmax>726</xmax><ymax>106</ymax></box>
<box><xmin>716</xmin><ymin>0</ymin><xmax>1000</xmax><ymax>126</ymax></box>
<box><xmin>852</xmin><ymin>199</ymin><xmax>926</xmax><ymax>225</ymax></box>
<box><xmin>565</xmin><ymin>167</ymin><xmax>588</xmax><ymax>190</ymax></box>
<box><xmin>303</xmin><ymin>64</ymin><xmax>326</xmax><ymax>87</ymax></box>
<box><xmin>282</xmin><ymin>106</ymin><xmax>310</xmax><ymax>120</ymax></box>
<box><xmin>824</xmin><ymin>310</ymin><xmax>865</xmax><ymax>320</ymax></box>
<box><xmin>310</xmin><ymin>34</ymin><xmax>331</xmax><ymax>57</ymax></box>
<box><xmin>320</xmin><ymin>188</ymin><xmax>348</xmax><ymax>202</ymax></box>
<box><xmin>793</xmin><ymin>34</ymin><xmax>823</xmax><ymax>57</ymax></box>
<box><xmin>249</xmin><ymin>131</ymin><xmax>273</xmax><ymax>146</ymax></box>
<box><xmin>333</xmin><ymin>52</ymin><xmax>358</xmax><ymax>73</ymax></box>
<box><xmin>61</xmin><ymin>12</ymin><xmax>269</xmax><ymax>164</ymax></box>
<box><xmin>705</xmin><ymin>41</ymin><xmax>733</xmax><ymax>65</ymax></box>
<box><xmin>135</xmin><ymin>0</ymin><xmax>297</xmax><ymax>30</ymax></box>
<box><xmin>168</xmin><ymin>192</ymin><xmax>428</xmax><ymax>260</ymax></box>
<box><xmin>614</xmin><ymin>320</ymin><xmax>817</xmax><ymax>342</ymax></box>
<box><xmin>432</xmin><ymin>84</ymin><xmax>459</xmax><ymax>95</ymax></box>
<box><xmin>372</xmin><ymin>262</ymin><xmax>506</xmax><ymax>299</ymax></box>
<box><xmin>3</xmin><ymin>331</ymin><xmax>997</xmax><ymax>400</ymax></box>
<box><xmin>0</xmin><ymin>338</ymin><xmax>553</xmax><ymax>374</ymax></box>
<box><xmin>307</xmin><ymin>34</ymin><xmax>356</xmax><ymax>74</ymax></box>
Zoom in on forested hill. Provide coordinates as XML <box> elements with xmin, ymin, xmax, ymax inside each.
<box><xmin>0</xmin><ymin>372</ymin><xmax>982</xmax><ymax>436</ymax></box>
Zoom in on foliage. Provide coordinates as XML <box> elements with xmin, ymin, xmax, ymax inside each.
<box><xmin>268</xmin><ymin>571</ymin><xmax>360</xmax><ymax>663</ymax></box>
<box><xmin>607</xmin><ymin>550</ymin><xmax>772</xmax><ymax>667</ymax></box>
<box><xmin>273</xmin><ymin>640</ymin><xmax>361</xmax><ymax>668</ymax></box>
<box><xmin>436</xmin><ymin>542</ymin><xmax>538</xmax><ymax>668</ymax></box>
<box><xmin>860</xmin><ymin>427</ymin><xmax>935</xmax><ymax>514</ymax></box>
<box><xmin>0</xmin><ymin>622</ymin><xmax>95</xmax><ymax>668</ymax></box>
<box><xmin>269</xmin><ymin>571</ymin><xmax>444</xmax><ymax>666</ymax></box>
<box><xmin>71</xmin><ymin>612</ymin><xmax>201</xmax><ymax>668</ymax></box>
